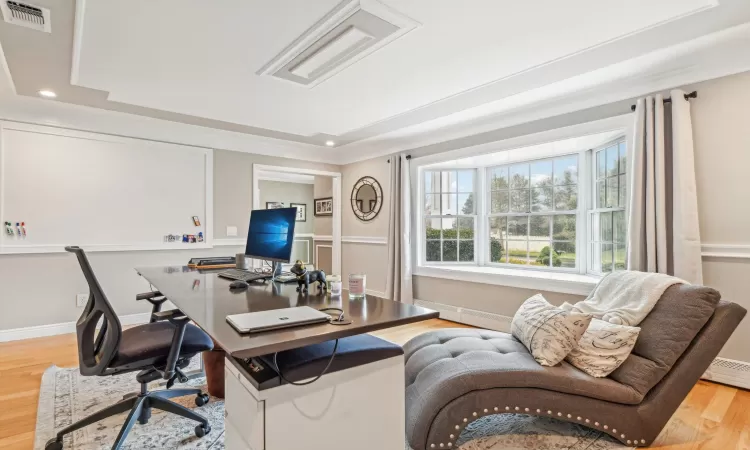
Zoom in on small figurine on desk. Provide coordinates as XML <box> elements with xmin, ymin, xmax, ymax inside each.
<box><xmin>290</xmin><ymin>260</ymin><xmax>327</xmax><ymax>293</ymax></box>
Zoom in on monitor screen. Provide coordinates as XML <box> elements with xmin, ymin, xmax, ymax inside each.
<box><xmin>245</xmin><ymin>208</ymin><xmax>297</xmax><ymax>263</ymax></box>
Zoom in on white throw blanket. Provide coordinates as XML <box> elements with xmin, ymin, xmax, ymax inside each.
<box><xmin>561</xmin><ymin>270</ymin><xmax>686</xmax><ymax>326</ymax></box>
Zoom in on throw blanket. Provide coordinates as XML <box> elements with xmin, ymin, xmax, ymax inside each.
<box><xmin>560</xmin><ymin>270</ymin><xmax>686</xmax><ymax>326</ymax></box>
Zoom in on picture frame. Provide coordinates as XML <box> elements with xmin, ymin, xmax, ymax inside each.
<box><xmin>314</xmin><ymin>197</ymin><xmax>333</xmax><ymax>217</ymax></box>
<box><xmin>290</xmin><ymin>203</ymin><xmax>306</xmax><ymax>222</ymax></box>
<box><xmin>266</xmin><ymin>201</ymin><xmax>285</xmax><ymax>209</ymax></box>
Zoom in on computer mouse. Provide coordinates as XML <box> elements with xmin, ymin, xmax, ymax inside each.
<box><xmin>229</xmin><ymin>280</ymin><xmax>249</xmax><ymax>290</ymax></box>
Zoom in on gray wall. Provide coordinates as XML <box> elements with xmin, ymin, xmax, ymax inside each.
<box><xmin>313</xmin><ymin>176</ymin><xmax>333</xmax><ymax>236</ymax></box>
<box><xmin>339</xmin><ymin>70</ymin><xmax>750</xmax><ymax>362</ymax></box>
<box><xmin>0</xmin><ymin>149</ymin><xmax>337</xmax><ymax>331</ymax></box>
<box><xmin>258</xmin><ymin>180</ymin><xmax>314</xmax><ymax>234</ymax></box>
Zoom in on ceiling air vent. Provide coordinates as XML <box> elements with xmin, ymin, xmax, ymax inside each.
<box><xmin>1</xmin><ymin>1</ymin><xmax>51</xmax><ymax>33</ymax></box>
<box><xmin>258</xmin><ymin>0</ymin><xmax>419</xmax><ymax>88</ymax></box>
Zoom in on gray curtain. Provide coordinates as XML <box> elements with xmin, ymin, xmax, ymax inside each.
<box><xmin>627</xmin><ymin>90</ymin><xmax>703</xmax><ymax>284</ymax></box>
<box><xmin>385</xmin><ymin>154</ymin><xmax>413</xmax><ymax>303</ymax></box>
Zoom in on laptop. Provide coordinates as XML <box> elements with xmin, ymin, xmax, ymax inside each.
<box><xmin>226</xmin><ymin>306</ymin><xmax>331</xmax><ymax>334</ymax></box>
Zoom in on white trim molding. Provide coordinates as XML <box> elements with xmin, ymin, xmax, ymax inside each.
<box><xmin>702</xmin><ymin>357</ymin><xmax>750</xmax><ymax>390</ymax></box>
<box><xmin>0</xmin><ymin>312</ymin><xmax>151</xmax><ymax>343</ymax></box>
<box><xmin>343</xmin><ymin>236</ymin><xmax>387</xmax><ymax>245</ymax></box>
<box><xmin>314</xmin><ymin>235</ymin><xmax>333</xmax><ymax>241</ymax></box>
<box><xmin>701</xmin><ymin>244</ymin><xmax>750</xmax><ymax>259</ymax></box>
<box><xmin>414</xmin><ymin>265</ymin><xmax>599</xmax><ymax>296</ymax></box>
<box><xmin>414</xmin><ymin>299</ymin><xmax>513</xmax><ymax>332</ymax></box>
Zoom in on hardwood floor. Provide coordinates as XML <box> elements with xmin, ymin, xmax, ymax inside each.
<box><xmin>0</xmin><ymin>319</ymin><xmax>747</xmax><ymax>450</ymax></box>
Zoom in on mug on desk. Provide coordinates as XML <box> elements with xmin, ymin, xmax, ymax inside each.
<box><xmin>235</xmin><ymin>253</ymin><xmax>251</xmax><ymax>270</ymax></box>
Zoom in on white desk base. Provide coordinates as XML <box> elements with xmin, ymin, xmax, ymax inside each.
<box><xmin>224</xmin><ymin>355</ymin><xmax>406</xmax><ymax>450</ymax></box>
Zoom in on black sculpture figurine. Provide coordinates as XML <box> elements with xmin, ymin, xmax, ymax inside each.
<box><xmin>290</xmin><ymin>260</ymin><xmax>327</xmax><ymax>293</ymax></box>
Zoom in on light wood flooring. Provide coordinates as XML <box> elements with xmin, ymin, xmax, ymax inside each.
<box><xmin>0</xmin><ymin>319</ymin><xmax>748</xmax><ymax>449</ymax></box>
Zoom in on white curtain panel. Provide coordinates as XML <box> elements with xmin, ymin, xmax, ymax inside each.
<box><xmin>627</xmin><ymin>90</ymin><xmax>703</xmax><ymax>284</ymax></box>
<box><xmin>385</xmin><ymin>154</ymin><xmax>414</xmax><ymax>303</ymax></box>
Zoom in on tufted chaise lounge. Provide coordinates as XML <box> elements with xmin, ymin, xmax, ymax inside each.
<box><xmin>403</xmin><ymin>285</ymin><xmax>746</xmax><ymax>449</ymax></box>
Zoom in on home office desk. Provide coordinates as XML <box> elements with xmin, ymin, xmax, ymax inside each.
<box><xmin>136</xmin><ymin>266</ymin><xmax>438</xmax><ymax>450</ymax></box>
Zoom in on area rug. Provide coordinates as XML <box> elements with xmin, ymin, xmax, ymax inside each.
<box><xmin>35</xmin><ymin>366</ymin><xmax>630</xmax><ymax>450</ymax></box>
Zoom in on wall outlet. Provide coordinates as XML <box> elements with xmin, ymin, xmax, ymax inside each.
<box><xmin>76</xmin><ymin>293</ymin><xmax>88</xmax><ymax>307</ymax></box>
<box><xmin>226</xmin><ymin>226</ymin><xmax>238</xmax><ymax>237</ymax></box>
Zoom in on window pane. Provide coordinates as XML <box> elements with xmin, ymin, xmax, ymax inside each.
<box><xmin>442</xmin><ymin>218</ymin><xmax>458</xmax><ymax>239</ymax></box>
<box><xmin>554</xmin><ymin>155</ymin><xmax>578</xmax><ymax>186</ymax></box>
<box><xmin>441</xmin><ymin>171</ymin><xmax>457</xmax><ymax>193</ymax></box>
<box><xmin>458</xmin><ymin>217</ymin><xmax>474</xmax><ymax>239</ymax></box>
<box><xmin>489</xmin><ymin>216</ymin><xmax>507</xmax><ymax>240</ymax></box>
<box><xmin>424</xmin><ymin>172</ymin><xmax>434</xmax><ymax>194</ymax></box>
<box><xmin>424</xmin><ymin>194</ymin><xmax>440</xmax><ymax>215</ymax></box>
<box><xmin>554</xmin><ymin>185</ymin><xmax>577</xmax><ymax>211</ymax></box>
<box><xmin>596</xmin><ymin>180</ymin><xmax>605</xmax><ymax>208</ymax></box>
<box><xmin>490</xmin><ymin>238</ymin><xmax>505</xmax><ymax>263</ymax></box>
<box><xmin>615</xmin><ymin>243</ymin><xmax>626</xmax><ymax>271</ymax></box>
<box><xmin>606</xmin><ymin>176</ymin><xmax>618</xmax><ymax>208</ymax></box>
<box><xmin>619</xmin><ymin>174</ymin><xmax>627</xmax><ymax>207</ymax></box>
<box><xmin>531</xmin><ymin>187</ymin><xmax>553</xmax><ymax>212</ymax></box>
<box><xmin>490</xmin><ymin>167</ymin><xmax>509</xmax><ymax>190</ymax></box>
<box><xmin>507</xmin><ymin>216</ymin><xmax>528</xmax><ymax>238</ymax></box>
<box><xmin>613</xmin><ymin>210</ymin><xmax>626</xmax><ymax>243</ymax></box>
<box><xmin>507</xmin><ymin>241</ymin><xmax>528</xmax><ymax>265</ymax></box>
<box><xmin>619</xmin><ymin>142</ymin><xmax>627</xmax><ymax>175</ymax></box>
<box><xmin>606</xmin><ymin>146</ymin><xmax>619</xmax><ymax>177</ymax></box>
<box><xmin>443</xmin><ymin>240</ymin><xmax>458</xmax><ymax>261</ymax></box>
<box><xmin>510</xmin><ymin>189</ymin><xmax>530</xmax><ymax>213</ymax></box>
<box><xmin>490</xmin><ymin>191</ymin><xmax>509</xmax><ymax>213</ymax></box>
<box><xmin>458</xmin><ymin>193</ymin><xmax>474</xmax><ymax>215</ymax></box>
<box><xmin>553</xmin><ymin>214</ymin><xmax>576</xmax><ymax>241</ymax></box>
<box><xmin>597</xmin><ymin>150</ymin><xmax>606</xmax><ymax>179</ymax></box>
<box><xmin>425</xmin><ymin>219</ymin><xmax>441</xmax><ymax>239</ymax></box>
<box><xmin>600</xmin><ymin>212</ymin><xmax>613</xmax><ymax>242</ymax></box>
<box><xmin>601</xmin><ymin>243</ymin><xmax>613</xmax><ymax>272</ymax></box>
<box><xmin>457</xmin><ymin>170</ymin><xmax>474</xmax><ymax>193</ymax></box>
<box><xmin>530</xmin><ymin>160</ymin><xmax>553</xmax><ymax>187</ymax></box>
<box><xmin>510</xmin><ymin>164</ymin><xmax>530</xmax><ymax>189</ymax></box>
<box><xmin>554</xmin><ymin>242</ymin><xmax>576</xmax><ymax>268</ymax></box>
<box><xmin>441</xmin><ymin>193</ymin><xmax>458</xmax><ymax>215</ymax></box>
<box><xmin>529</xmin><ymin>215</ymin><xmax>550</xmax><ymax>242</ymax></box>
<box><xmin>459</xmin><ymin>240</ymin><xmax>474</xmax><ymax>262</ymax></box>
<box><xmin>426</xmin><ymin>241</ymin><xmax>441</xmax><ymax>261</ymax></box>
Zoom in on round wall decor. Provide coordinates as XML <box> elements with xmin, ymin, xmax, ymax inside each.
<box><xmin>351</xmin><ymin>176</ymin><xmax>383</xmax><ymax>221</ymax></box>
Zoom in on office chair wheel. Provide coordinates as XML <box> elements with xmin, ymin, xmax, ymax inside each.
<box><xmin>195</xmin><ymin>393</ymin><xmax>210</xmax><ymax>407</ymax></box>
<box><xmin>195</xmin><ymin>423</ymin><xmax>211</xmax><ymax>438</ymax></box>
<box><xmin>45</xmin><ymin>438</ymin><xmax>63</xmax><ymax>450</ymax></box>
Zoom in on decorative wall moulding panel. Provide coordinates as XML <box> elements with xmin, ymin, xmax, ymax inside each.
<box><xmin>701</xmin><ymin>244</ymin><xmax>750</xmax><ymax>259</ymax></box>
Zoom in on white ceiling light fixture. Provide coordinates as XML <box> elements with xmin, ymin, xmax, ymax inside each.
<box><xmin>258</xmin><ymin>0</ymin><xmax>419</xmax><ymax>88</ymax></box>
<box><xmin>38</xmin><ymin>89</ymin><xmax>56</xmax><ymax>98</ymax></box>
<box><xmin>325</xmin><ymin>140</ymin><xmax>336</xmax><ymax>147</ymax></box>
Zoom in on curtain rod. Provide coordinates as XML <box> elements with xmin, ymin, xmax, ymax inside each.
<box><xmin>387</xmin><ymin>155</ymin><xmax>411</xmax><ymax>163</ymax></box>
<box><xmin>630</xmin><ymin>91</ymin><xmax>697</xmax><ymax>112</ymax></box>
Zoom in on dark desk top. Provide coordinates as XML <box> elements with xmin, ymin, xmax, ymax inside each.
<box><xmin>136</xmin><ymin>266</ymin><xmax>438</xmax><ymax>359</ymax></box>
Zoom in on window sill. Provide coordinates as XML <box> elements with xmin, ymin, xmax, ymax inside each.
<box><xmin>414</xmin><ymin>265</ymin><xmax>600</xmax><ymax>296</ymax></box>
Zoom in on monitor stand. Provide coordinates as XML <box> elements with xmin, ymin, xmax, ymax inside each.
<box><xmin>270</xmin><ymin>262</ymin><xmax>283</xmax><ymax>281</ymax></box>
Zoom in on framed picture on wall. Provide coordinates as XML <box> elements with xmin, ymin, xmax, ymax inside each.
<box><xmin>314</xmin><ymin>197</ymin><xmax>333</xmax><ymax>217</ymax></box>
<box><xmin>266</xmin><ymin>202</ymin><xmax>285</xmax><ymax>209</ymax></box>
<box><xmin>290</xmin><ymin>203</ymin><xmax>306</xmax><ymax>222</ymax></box>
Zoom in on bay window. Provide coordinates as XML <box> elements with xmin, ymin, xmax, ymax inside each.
<box><xmin>419</xmin><ymin>134</ymin><xmax>628</xmax><ymax>277</ymax></box>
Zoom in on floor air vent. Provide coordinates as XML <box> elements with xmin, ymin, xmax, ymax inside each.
<box><xmin>1</xmin><ymin>1</ymin><xmax>51</xmax><ymax>32</ymax></box>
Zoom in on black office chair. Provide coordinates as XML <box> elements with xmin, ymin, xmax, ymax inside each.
<box><xmin>46</xmin><ymin>247</ymin><xmax>214</xmax><ymax>450</ymax></box>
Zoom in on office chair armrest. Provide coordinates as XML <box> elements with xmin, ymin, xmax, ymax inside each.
<box><xmin>155</xmin><ymin>310</ymin><xmax>192</xmax><ymax>380</ymax></box>
<box><xmin>138</xmin><ymin>291</ymin><xmax>169</xmax><ymax>323</ymax></box>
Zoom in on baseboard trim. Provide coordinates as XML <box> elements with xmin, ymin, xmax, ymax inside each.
<box><xmin>0</xmin><ymin>312</ymin><xmax>151</xmax><ymax>343</ymax></box>
<box><xmin>414</xmin><ymin>298</ymin><xmax>512</xmax><ymax>332</ymax></box>
<box><xmin>702</xmin><ymin>357</ymin><xmax>750</xmax><ymax>389</ymax></box>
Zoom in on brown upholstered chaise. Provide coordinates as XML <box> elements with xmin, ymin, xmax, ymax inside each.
<box><xmin>403</xmin><ymin>285</ymin><xmax>746</xmax><ymax>449</ymax></box>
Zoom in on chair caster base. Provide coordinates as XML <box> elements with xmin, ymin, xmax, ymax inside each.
<box><xmin>45</xmin><ymin>438</ymin><xmax>63</xmax><ymax>450</ymax></box>
<box><xmin>195</xmin><ymin>423</ymin><xmax>211</xmax><ymax>438</ymax></box>
<box><xmin>195</xmin><ymin>393</ymin><xmax>210</xmax><ymax>407</ymax></box>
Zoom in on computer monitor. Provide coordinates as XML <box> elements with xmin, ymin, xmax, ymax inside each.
<box><xmin>245</xmin><ymin>207</ymin><xmax>297</xmax><ymax>263</ymax></box>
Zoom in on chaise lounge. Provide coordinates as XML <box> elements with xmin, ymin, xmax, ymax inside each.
<box><xmin>403</xmin><ymin>284</ymin><xmax>746</xmax><ymax>449</ymax></box>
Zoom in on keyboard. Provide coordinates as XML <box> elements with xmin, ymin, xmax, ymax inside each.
<box><xmin>218</xmin><ymin>269</ymin><xmax>269</xmax><ymax>283</ymax></box>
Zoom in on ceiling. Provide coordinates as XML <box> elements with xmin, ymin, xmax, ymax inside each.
<box><xmin>1</xmin><ymin>0</ymin><xmax>750</xmax><ymax>162</ymax></box>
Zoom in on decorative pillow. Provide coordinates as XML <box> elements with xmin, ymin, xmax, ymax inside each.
<box><xmin>565</xmin><ymin>319</ymin><xmax>641</xmax><ymax>377</ymax></box>
<box><xmin>511</xmin><ymin>294</ymin><xmax>592</xmax><ymax>366</ymax></box>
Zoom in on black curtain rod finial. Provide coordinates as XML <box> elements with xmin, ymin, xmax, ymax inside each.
<box><xmin>387</xmin><ymin>155</ymin><xmax>411</xmax><ymax>163</ymax></box>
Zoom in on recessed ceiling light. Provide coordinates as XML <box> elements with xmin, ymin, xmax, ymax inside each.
<box><xmin>38</xmin><ymin>90</ymin><xmax>57</xmax><ymax>98</ymax></box>
<box><xmin>325</xmin><ymin>141</ymin><xmax>335</xmax><ymax>147</ymax></box>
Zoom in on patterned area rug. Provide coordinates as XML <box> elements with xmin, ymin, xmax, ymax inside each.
<box><xmin>35</xmin><ymin>366</ymin><xmax>630</xmax><ymax>450</ymax></box>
